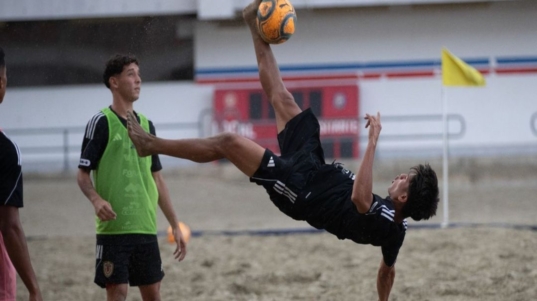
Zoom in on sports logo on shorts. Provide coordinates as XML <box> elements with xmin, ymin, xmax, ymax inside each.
<box><xmin>103</xmin><ymin>261</ymin><xmax>114</xmax><ymax>278</ymax></box>
<box><xmin>267</xmin><ymin>156</ymin><xmax>275</xmax><ymax>168</ymax></box>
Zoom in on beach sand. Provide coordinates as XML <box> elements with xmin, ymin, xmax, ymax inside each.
<box><xmin>15</xmin><ymin>158</ymin><xmax>537</xmax><ymax>300</ymax></box>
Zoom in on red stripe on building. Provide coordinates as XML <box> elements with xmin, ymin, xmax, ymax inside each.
<box><xmin>386</xmin><ymin>71</ymin><xmax>436</xmax><ymax>78</ymax></box>
<box><xmin>496</xmin><ymin>68</ymin><xmax>537</xmax><ymax>74</ymax></box>
<box><xmin>197</xmin><ymin>73</ymin><xmax>359</xmax><ymax>84</ymax></box>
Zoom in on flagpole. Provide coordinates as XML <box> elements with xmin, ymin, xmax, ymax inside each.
<box><xmin>440</xmin><ymin>47</ymin><xmax>485</xmax><ymax>228</ymax></box>
<box><xmin>441</xmin><ymin>86</ymin><xmax>449</xmax><ymax>228</ymax></box>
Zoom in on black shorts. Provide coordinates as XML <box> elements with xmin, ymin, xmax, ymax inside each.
<box><xmin>250</xmin><ymin>109</ymin><xmax>325</xmax><ymax>220</ymax></box>
<box><xmin>94</xmin><ymin>235</ymin><xmax>164</xmax><ymax>288</ymax></box>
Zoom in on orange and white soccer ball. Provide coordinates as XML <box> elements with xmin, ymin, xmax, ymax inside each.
<box><xmin>257</xmin><ymin>0</ymin><xmax>297</xmax><ymax>44</ymax></box>
<box><xmin>167</xmin><ymin>222</ymin><xmax>191</xmax><ymax>244</ymax></box>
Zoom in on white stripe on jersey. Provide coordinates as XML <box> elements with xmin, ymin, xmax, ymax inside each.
<box><xmin>85</xmin><ymin>113</ymin><xmax>98</xmax><ymax>139</ymax></box>
<box><xmin>381</xmin><ymin>212</ymin><xmax>394</xmax><ymax>222</ymax></box>
<box><xmin>2</xmin><ymin>133</ymin><xmax>23</xmax><ymax>205</ymax></box>
<box><xmin>86</xmin><ymin>112</ymin><xmax>105</xmax><ymax>139</ymax></box>
<box><xmin>3</xmin><ymin>171</ymin><xmax>22</xmax><ymax>205</ymax></box>
<box><xmin>3</xmin><ymin>132</ymin><xmax>22</xmax><ymax>165</ymax></box>
<box><xmin>379</xmin><ymin>205</ymin><xmax>395</xmax><ymax>221</ymax></box>
<box><xmin>381</xmin><ymin>208</ymin><xmax>394</xmax><ymax>217</ymax></box>
<box><xmin>368</xmin><ymin>203</ymin><xmax>397</xmax><ymax>222</ymax></box>
<box><xmin>379</xmin><ymin>205</ymin><xmax>394</xmax><ymax>213</ymax></box>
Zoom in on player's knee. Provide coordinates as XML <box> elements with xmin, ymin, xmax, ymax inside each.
<box><xmin>215</xmin><ymin>132</ymin><xmax>242</xmax><ymax>151</ymax></box>
<box><xmin>106</xmin><ymin>284</ymin><xmax>128</xmax><ymax>301</ymax></box>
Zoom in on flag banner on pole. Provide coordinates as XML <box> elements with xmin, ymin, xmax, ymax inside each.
<box><xmin>441</xmin><ymin>48</ymin><xmax>486</xmax><ymax>86</ymax></box>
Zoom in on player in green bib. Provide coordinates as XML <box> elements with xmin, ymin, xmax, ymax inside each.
<box><xmin>77</xmin><ymin>54</ymin><xmax>187</xmax><ymax>300</ymax></box>
<box><xmin>93</xmin><ymin>108</ymin><xmax>158</xmax><ymax>235</ymax></box>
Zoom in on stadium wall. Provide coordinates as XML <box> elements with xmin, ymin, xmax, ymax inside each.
<box><xmin>1</xmin><ymin>73</ymin><xmax>535</xmax><ymax>174</ymax></box>
<box><xmin>0</xmin><ymin>83</ymin><xmax>214</xmax><ymax>173</ymax></box>
<box><xmin>195</xmin><ymin>1</ymin><xmax>536</xmax><ymax>68</ymax></box>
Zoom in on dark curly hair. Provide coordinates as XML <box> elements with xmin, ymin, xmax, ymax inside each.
<box><xmin>103</xmin><ymin>54</ymin><xmax>138</xmax><ymax>89</ymax></box>
<box><xmin>402</xmin><ymin>164</ymin><xmax>439</xmax><ymax>221</ymax></box>
<box><xmin>0</xmin><ymin>47</ymin><xmax>5</xmax><ymax>69</ymax></box>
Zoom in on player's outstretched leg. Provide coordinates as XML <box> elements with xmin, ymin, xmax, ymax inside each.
<box><xmin>127</xmin><ymin>111</ymin><xmax>265</xmax><ymax>177</ymax></box>
<box><xmin>243</xmin><ymin>0</ymin><xmax>301</xmax><ymax>133</ymax></box>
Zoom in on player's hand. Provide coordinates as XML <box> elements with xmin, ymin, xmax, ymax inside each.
<box><xmin>93</xmin><ymin>199</ymin><xmax>117</xmax><ymax>221</ymax></box>
<box><xmin>365</xmin><ymin>112</ymin><xmax>382</xmax><ymax>144</ymax></box>
<box><xmin>172</xmin><ymin>227</ymin><xmax>187</xmax><ymax>262</ymax></box>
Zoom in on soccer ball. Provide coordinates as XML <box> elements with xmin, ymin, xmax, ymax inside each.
<box><xmin>167</xmin><ymin>221</ymin><xmax>191</xmax><ymax>244</ymax></box>
<box><xmin>257</xmin><ymin>0</ymin><xmax>297</xmax><ymax>44</ymax></box>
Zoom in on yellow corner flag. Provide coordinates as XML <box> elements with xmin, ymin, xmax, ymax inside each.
<box><xmin>441</xmin><ymin>48</ymin><xmax>486</xmax><ymax>86</ymax></box>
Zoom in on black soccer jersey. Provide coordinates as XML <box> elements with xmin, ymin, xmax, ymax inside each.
<box><xmin>250</xmin><ymin>109</ymin><xmax>406</xmax><ymax>266</ymax></box>
<box><xmin>302</xmin><ymin>163</ymin><xmax>407</xmax><ymax>266</ymax></box>
<box><xmin>0</xmin><ymin>131</ymin><xmax>23</xmax><ymax>208</ymax></box>
<box><xmin>78</xmin><ymin>107</ymin><xmax>162</xmax><ymax>172</ymax></box>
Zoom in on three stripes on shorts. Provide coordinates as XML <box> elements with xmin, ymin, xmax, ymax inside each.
<box><xmin>273</xmin><ymin>180</ymin><xmax>297</xmax><ymax>203</ymax></box>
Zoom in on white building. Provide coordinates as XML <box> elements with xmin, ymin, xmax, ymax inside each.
<box><xmin>0</xmin><ymin>0</ymin><xmax>535</xmax><ymax>172</ymax></box>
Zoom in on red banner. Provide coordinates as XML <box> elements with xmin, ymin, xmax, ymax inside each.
<box><xmin>214</xmin><ymin>84</ymin><xmax>360</xmax><ymax>158</ymax></box>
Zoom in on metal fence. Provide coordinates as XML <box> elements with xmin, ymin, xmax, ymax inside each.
<box><xmin>6</xmin><ymin>110</ymin><xmax>466</xmax><ymax>173</ymax></box>
<box><xmin>531</xmin><ymin>111</ymin><xmax>537</xmax><ymax>137</ymax></box>
<box><xmin>4</xmin><ymin>112</ymin><xmax>466</xmax><ymax>174</ymax></box>
<box><xmin>4</xmin><ymin>109</ymin><xmax>213</xmax><ymax>173</ymax></box>
<box><xmin>12</xmin><ymin>111</ymin><xmax>537</xmax><ymax>173</ymax></box>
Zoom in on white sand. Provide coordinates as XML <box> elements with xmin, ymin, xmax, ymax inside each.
<box><xmin>15</xmin><ymin>159</ymin><xmax>537</xmax><ymax>300</ymax></box>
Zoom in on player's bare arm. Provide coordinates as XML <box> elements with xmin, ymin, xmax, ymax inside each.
<box><xmin>377</xmin><ymin>259</ymin><xmax>395</xmax><ymax>301</ymax></box>
<box><xmin>243</xmin><ymin>0</ymin><xmax>284</xmax><ymax>99</ymax></box>
<box><xmin>351</xmin><ymin>112</ymin><xmax>382</xmax><ymax>213</ymax></box>
<box><xmin>153</xmin><ymin>171</ymin><xmax>187</xmax><ymax>261</ymax></box>
<box><xmin>0</xmin><ymin>206</ymin><xmax>43</xmax><ymax>301</ymax></box>
<box><xmin>243</xmin><ymin>0</ymin><xmax>301</xmax><ymax>133</ymax></box>
<box><xmin>77</xmin><ymin>169</ymin><xmax>117</xmax><ymax>221</ymax></box>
